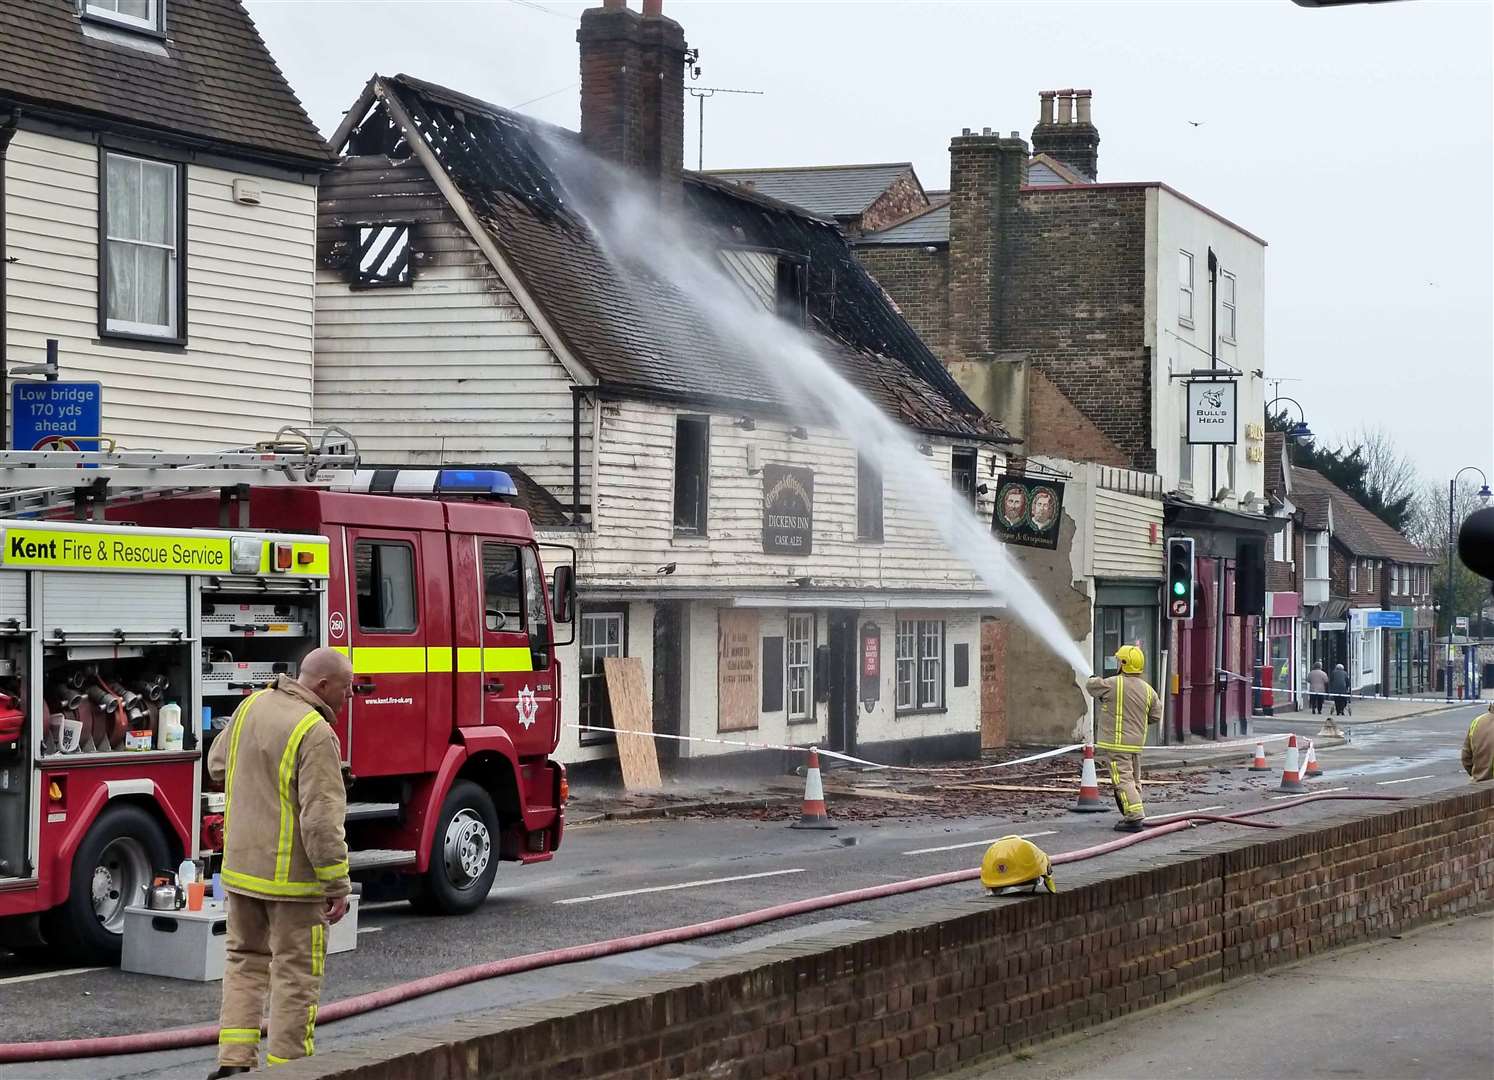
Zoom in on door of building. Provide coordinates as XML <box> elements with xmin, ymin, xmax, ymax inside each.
<box><xmin>652</xmin><ymin>602</ymin><xmax>682</xmax><ymax>762</ymax></box>
<box><xmin>826</xmin><ymin>612</ymin><xmax>858</xmax><ymax>756</ymax></box>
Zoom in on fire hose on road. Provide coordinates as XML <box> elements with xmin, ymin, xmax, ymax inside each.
<box><xmin>0</xmin><ymin>791</ymin><xmax>1407</xmax><ymax>1065</ymax></box>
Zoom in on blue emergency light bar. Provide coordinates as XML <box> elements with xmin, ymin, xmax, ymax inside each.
<box><xmin>436</xmin><ymin>469</ymin><xmax>519</xmax><ymax>498</ymax></box>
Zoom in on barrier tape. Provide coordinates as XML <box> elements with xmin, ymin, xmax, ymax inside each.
<box><xmin>1235</xmin><ymin>682</ymin><xmax>1485</xmax><ymax>709</ymax></box>
<box><xmin>569</xmin><ymin>725</ymin><xmax>1290</xmax><ymax>772</ymax></box>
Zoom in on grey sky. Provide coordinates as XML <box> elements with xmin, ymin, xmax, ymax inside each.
<box><xmin>247</xmin><ymin>0</ymin><xmax>1493</xmax><ymax>487</ymax></box>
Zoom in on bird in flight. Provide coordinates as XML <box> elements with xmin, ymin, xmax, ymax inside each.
<box><xmin>1187</xmin><ymin>120</ymin><xmax>1204</xmax><ymax>127</ymax></box>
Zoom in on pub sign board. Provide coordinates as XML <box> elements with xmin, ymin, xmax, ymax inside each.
<box><xmin>991</xmin><ymin>474</ymin><xmax>1064</xmax><ymax>551</ymax></box>
<box><xmin>1186</xmin><ymin>380</ymin><xmax>1238</xmax><ymax>445</ymax></box>
<box><xmin>763</xmin><ymin>464</ymin><xmax>814</xmax><ymax>555</ymax></box>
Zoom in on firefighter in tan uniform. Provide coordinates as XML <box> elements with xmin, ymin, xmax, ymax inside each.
<box><xmin>1086</xmin><ymin>645</ymin><xmax>1163</xmax><ymax>833</ymax></box>
<box><xmin>206</xmin><ymin>649</ymin><xmax>353</xmax><ymax>1078</ymax></box>
<box><xmin>1462</xmin><ymin>705</ymin><xmax>1494</xmax><ymax>782</ymax></box>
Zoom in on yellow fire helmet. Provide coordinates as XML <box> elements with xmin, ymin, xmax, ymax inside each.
<box><xmin>1115</xmin><ymin>644</ymin><xmax>1145</xmax><ymax>675</ymax></box>
<box><xmin>980</xmin><ymin>835</ymin><xmax>1057</xmax><ymax>895</ymax></box>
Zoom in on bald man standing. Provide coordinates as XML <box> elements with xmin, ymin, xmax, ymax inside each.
<box><xmin>206</xmin><ymin>648</ymin><xmax>353</xmax><ymax>1078</ymax></box>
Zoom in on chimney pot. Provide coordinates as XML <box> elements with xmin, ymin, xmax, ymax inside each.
<box><xmin>962</xmin><ymin>127</ymin><xmax>972</xmax><ymax>136</ymax></box>
<box><xmin>982</xmin><ymin>126</ymin><xmax>992</xmax><ymax>136</ymax></box>
<box><xmin>1038</xmin><ymin>90</ymin><xmax>1055</xmax><ymax>126</ymax></box>
<box><xmin>1057</xmin><ymin>90</ymin><xmax>1074</xmax><ymax>125</ymax></box>
<box><xmin>1010</xmin><ymin>130</ymin><xmax>1019</xmax><ymax>138</ymax></box>
<box><xmin>641</xmin><ymin>0</ymin><xmax>662</xmax><ymax>14</ymax></box>
<box><xmin>1075</xmin><ymin>89</ymin><xmax>1093</xmax><ymax>126</ymax></box>
<box><xmin>602</xmin><ymin>0</ymin><xmax>626</xmax><ymax>7</ymax></box>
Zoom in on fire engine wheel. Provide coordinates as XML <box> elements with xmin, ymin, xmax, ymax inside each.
<box><xmin>43</xmin><ymin>804</ymin><xmax>171</xmax><ymax>963</ymax></box>
<box><xmin>410</xmin><ymin>780</ymin><xmax>499</xmax><ymax>916</ymax></box>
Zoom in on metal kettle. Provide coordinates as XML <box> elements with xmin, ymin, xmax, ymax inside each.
<box><xmin>143</xmin><ymin>874</ymin><xmax>180</xmax><ymax>911</ymax></box>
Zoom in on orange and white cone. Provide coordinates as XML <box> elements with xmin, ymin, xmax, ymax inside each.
<box><xmin>789</xmin><ymin>747</ymin><xmax>836</xmax><ymax>830</ymax></box>
<box><xmin>1248</xmin><ymin>739</ymin><xmax>1271</xmax><ymax>772</ymax></box>
<box><xmin>1303</xmin><ymin>740</ymin><xmax>1323</xmax><ymax>779</ymax></box>
<box><xmin>1278</xmin><ymin>734</ymin><xmax>1306</xmax><ymax>793</ymax></box>
<box><xmin>1075</xmin><ymin>744</ymin><xmax>1108</xmax><ymax>813</ymax></box>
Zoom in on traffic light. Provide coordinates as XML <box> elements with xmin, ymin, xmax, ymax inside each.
<box><xmin>1167</xmin><ymin>537</ymin><xmax>1195</xmax><ymax>619</ymax></box>
<box><xmin>1235</xmin><ymin>538</ymin><xmax>1266</xmax><ymax>617</ymax></box>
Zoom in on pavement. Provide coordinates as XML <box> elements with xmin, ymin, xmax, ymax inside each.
<box><xmin>950</xmin><ymin>912</ymin><xmax>1494</xmax><ymax>1080</ymax></box>
<box><xmin>0</xmin><ymin>701</ymin><xmax>1485</xmax><ymax>1080</ymax></box>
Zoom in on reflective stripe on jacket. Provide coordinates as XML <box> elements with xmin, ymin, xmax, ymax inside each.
<box><xmin>1086</xmin><ymin>673</ymin><xmax>1163</xmax><ymax>753</ymax></box>
<box><xmin>1462</xmin><ymin>710</ymin><xmax>1494</xmax><ymax>782</ymax></box>
<box><xmin>207</xmin><ymin>675</ymin><xmax>350</xmax><ymax>901</ymax></box>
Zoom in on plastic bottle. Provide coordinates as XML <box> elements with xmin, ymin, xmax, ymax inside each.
<box><xmin>159</xmin><ymin>704</ymin><xmax>184</xmax><ymax>751</ymax></box>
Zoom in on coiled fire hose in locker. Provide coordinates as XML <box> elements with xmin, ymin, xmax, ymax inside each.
<box><xmin>0</xmin><ymin>791</ymin><xmax>1407</xmax><ymax>1064</ymax></box>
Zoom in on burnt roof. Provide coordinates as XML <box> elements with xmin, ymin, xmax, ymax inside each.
<box><xmin>348</xmin><ymin>74</ymin><xmax>1004</xmax><ymax>440</ymax></box>
<box><xmin>708</xmin><ymin>163</ymin><xmax>916</xmax><ymax>220</ymax></box>
<box><xmin>1291</xmin><ymin>467</ymin><xmax>1433</xmax><ymax>564</ymax></box>
<box><xmin>0</xmin><ymin>0</ymin><xmax>333</xmax><ymax>168</ymax></box>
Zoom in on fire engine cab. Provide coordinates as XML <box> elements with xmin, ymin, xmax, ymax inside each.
<box><xmin>0</xmin><ymin>440</ymin><xmax>573</xmax><ymax>961</ymax></box>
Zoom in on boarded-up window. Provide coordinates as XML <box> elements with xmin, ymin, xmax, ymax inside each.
<box><xmin>857</xmin><ymin>453</ymin><xmax>883</xmax><ymax>541</ymax></box>
<box><xmin>953</xmin><ymin>642</ymin><xmax>969</xmax><ymax>688</ymax></box>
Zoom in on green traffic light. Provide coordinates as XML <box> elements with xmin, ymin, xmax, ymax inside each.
<box><xmin>1172</xmin><ymin>581</ymin><xmax>1187</xmax><ymax>596</ymax></box>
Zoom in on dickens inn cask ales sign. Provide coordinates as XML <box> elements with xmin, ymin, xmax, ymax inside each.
<box><xmin>762</xmin><ymin>464</ymin><xmax>814</xmax><ymax>555</ymax></box>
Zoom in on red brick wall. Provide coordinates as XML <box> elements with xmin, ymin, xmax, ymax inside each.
<box><xmin>1024</xmin><ymin>366</ymin><xmax>1129</xmax><ymax>467</ymax></box>
<box><xmin>860</xmin><ymin>172</ymin><xmax>930</xmax><ymax>235</ymax></box>
<box><xmin>291</xmin><ymin>788</ymin><xmax>1494</xmax><ymax>1080</ymax></box>
<box><xmin>853</xmin><ymin>245</ymin><xmax>951</xmax><ymax>360</ymax></box>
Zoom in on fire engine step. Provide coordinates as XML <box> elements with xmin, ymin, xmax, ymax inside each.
<box><xmin>345</xmin><ymin>801</ymin><xmax>402</xmax><ymax>824</ymax></box>
<box><xmin>349</xmin><ymin>849</ymin><xmax>417</xmax><ymax>873</ymax></box>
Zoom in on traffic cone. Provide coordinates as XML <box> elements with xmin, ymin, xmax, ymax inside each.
<box><xmin>1304</xmin><ymin>740</ymin><xmax>1323</xmax><ymax>779</ymax></box>
<box><xmin>789</xmin><ymin>747</ymin><xmax>836</xmax><ymax>830</ymax></box>
<box><xmin>1278</xmin><ymin>734</ymin><xmax>1306</xmax><ymax>793</ymax></box>
<box><xmin>1074</xmin><ymin>744</ymin><xmax>1108</xmax><ymax>813</ymax></box>
<box><xmin>1248</xmin><ymin>740</ymin><xmax>1270</xmax><ymax>772</ymax></box>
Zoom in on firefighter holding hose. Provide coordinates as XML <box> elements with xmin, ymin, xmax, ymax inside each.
<box><xmin>1086</xmin><ymin>645</ymin><xmax>1163</xmax><ymax>833</ymax></box>
<box><xmin>206</xmin><ymin>648</ymin><xmax>353</xmax><ymax>1078</ymax></box>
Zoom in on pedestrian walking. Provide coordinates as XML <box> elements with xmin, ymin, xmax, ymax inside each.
<box><xmin>1329</xmin><ymin>663</ymin><xmax>1351</xmax><ymax>716</ymax></box>
<box><xmin>1307</xmin><ymin>663</ymin><xmax>1329</xmax><ymax>715</ymax></box>
<box><xmin>206</xmin><ymin>648</ymin><xmax>353</xmax><ymax>1078</ymax></box>
<box><xmin>1462</xmin><ymin>704</ymin><xmax>1494</xmax><ymax>782</ymax></box>
<box><xmin>1086</xmin><ymin>646</ymin><xmax>1164</xmax><ymax>833</ymax></box>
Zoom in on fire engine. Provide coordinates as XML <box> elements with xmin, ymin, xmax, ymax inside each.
<box><xmin>0</xmin><ymin>436</ymin><xmax>574</xmax><ymax>961</ymax></box>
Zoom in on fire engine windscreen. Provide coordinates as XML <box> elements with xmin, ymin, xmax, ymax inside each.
<box><xmin>540</xmin><ymin>138</ymin><xmax>1092</xmax><ymax>680</ymax></box>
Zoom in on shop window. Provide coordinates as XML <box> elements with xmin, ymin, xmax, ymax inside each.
<box><xmin>354</xmin><ymin>541</ymin><xmax>417</xmax><ymax>632</ymax></box>
<box><xmin>896</xmin><ymin>618</ymin><xmax>944</xmax><ymax>712</ymax></box>
<box><xmin>579</xmin><ymin>609</ymin><xmax>625</xmax><ymax>745</ymax></box>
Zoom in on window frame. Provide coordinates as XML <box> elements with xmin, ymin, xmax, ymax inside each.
<box><xmin>1349</xmin><ymin>560</ymin><xmax>1357</xmax><ymax>594</ymax></box>
<box><xmin>578</xmin><ymin>607</ymin><xmax>627</xmax><ymax>746</ymax></box>
<box><xmin>81</xmin><ymin>0</ymin><xmax>166</xmax><ymax>36</ymax></box>
<box><xmin>98</xmin><ymin>147</ymin><xmax>187</xmax><ymax>344</ymax></box>
<box><xmin>352</xmin><ymin>223</ymin><xmax>414</xmax><ymax>289</ymax></box>
<box><xmin>353</xmin><ymin>539</ymin><xmax>419</xmax><ymax>635</ymax></box>
<box><xmin>480</xmin><ymin>541</ymin><xmax>525</xmax><ymax>634</ymax></box>
<box><xmin>895</xmin><ymin>616</ymin><xmax>946</xmax><ymax>715</ymax></box>
<box><xmin>1178</xmin><ymin>249</ymin><xmax>1195</xmax><ymax>327</ymax></box>
<box><xmin>856</xmin><ymin>452</ymin><xmax>883</xmax><ymax>542</ymax></box>
<box><xmin>1220</xmin><ymin>269</ymin><xmax>1237</xmax><ymax>343</ymax></box>
<box><xmin>774</xmin><ymin>254</ymin><xmax>809</xmax><ymax>325</ymax></box>
<box><xmin>785</xmin><ymin>612</ymin><xmax>815</xmax><ymax>725</ymax></box>
<box><xmin>672</xmin><ymin>414</ymin><xmax>711</xmax><ymax>536</ymax></box>
<box><xmin>950</xmin><ymin>447</ymin><xmax>978</xmax><ymax>507</ymax></box>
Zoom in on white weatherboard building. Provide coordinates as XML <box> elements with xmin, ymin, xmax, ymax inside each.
<box><xmin>0</xmin><ymin>0</ymin><xmax>335</xmax><ymax>450</ymax></box>
<box><xmin>312</xmin><ymin>45</ymin><xmax>1014</xmax><ymax>775</ymax></box>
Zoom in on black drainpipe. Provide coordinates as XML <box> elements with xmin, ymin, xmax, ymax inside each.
<box><xmin>0</xmin><ymin>109</ymin><xmax>19</xmax><ymax>447</ymax></box>
<box><xmin>1207</xmin><ymin>247</ymin><xmax>1218</xmax><ymax>498</ymax></box>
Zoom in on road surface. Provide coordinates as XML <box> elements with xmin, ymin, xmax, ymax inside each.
<box><xmin>0</xmin><ymin>701</ymin><xmax>1482</xmax><ymax>1079</ymax></box>
<box><xmin>951</xmin><ymin>912</ymin><xmax>1494</xmax><ymax>1080</ymax></box>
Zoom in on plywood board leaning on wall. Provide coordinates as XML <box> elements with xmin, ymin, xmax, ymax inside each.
<box><xmin>604</xmin><ymin>656</ymin><xmax>662</xmax><ymax>790</ymax></box>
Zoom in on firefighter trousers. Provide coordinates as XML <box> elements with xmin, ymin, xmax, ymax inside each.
<box><xmin>217</xmin><ymin>893</ymin><xmax>328</xmax><ymax>1068</ymax></box>
<box><xmin>1103</xmin><ymin>752</ymin><xmax>1144</xmax><ymax>821</ymax></box>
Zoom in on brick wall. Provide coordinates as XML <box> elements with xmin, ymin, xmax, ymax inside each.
<box><xmin>285</xmin><ymin>788</ymin><xmax>1494</xmax><ymax>1080</ymax></box>
<box><xmin>947</xmin><ymin>133</ymin><xmax>1025</xmax><ymax>365</ymax></box>
<box><xmin>1024</xmin><ymin>366</ymin><xmax>1129</xmax><ymax>467</ymax></box>
<box><xmin>1000</xmin><ymin>186</ymin><xmax>1153</xmax><ymax>473</ymax></box>
<box><xmin>861</xmin><ymin>172</ymin><xmax>931</xmax><ymax>235</ymax></box>
<box><xmin>854</xmin><ymin>246</ymin><xmax>951</xmax><ymax>359</ymax></box>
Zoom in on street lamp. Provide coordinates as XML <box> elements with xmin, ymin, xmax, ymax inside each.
<box><xmin>1265</xmin><ymin>396</ymin><xmax>1313</xmax><ymax>443</ymax></box>
<box><xmin>1444</xmin><ymin>466</ymin><xmax>1492</xmax><ymax>700</ymax></box>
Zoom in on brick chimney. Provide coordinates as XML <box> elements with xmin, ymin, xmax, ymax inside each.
<box><xmin>577</xmin><ymin>0</ymin><xmax>687</xmax><ymax>189</ymax></box>
<box><xmin>1030</xmin><ymin>87</ymin><xmax>1099</xmax><ymax>180</ymax></box>
<box><xmin>947</xmin><ymin>127</ymin><xmax>1028</xmax><ymax>365</ymax></box>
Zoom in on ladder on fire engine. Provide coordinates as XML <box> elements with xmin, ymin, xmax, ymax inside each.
<box><xmin>0</xmin><ymin>426</ymin><xmax>361</xmax><ymax>523</ymax></box>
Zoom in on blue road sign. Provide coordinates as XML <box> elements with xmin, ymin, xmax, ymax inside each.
<box><xmin>10</xmin><ymin>381</ymin><xmax>102</xmax><ymax>451</ymax></box>
<box><xmin>1365</xmin><ymin>610</ymin><xmax>1404</xmax><ymax>629</ymax></box>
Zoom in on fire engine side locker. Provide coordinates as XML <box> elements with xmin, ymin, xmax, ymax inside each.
<box><xmin>0</xmin><ymin>569</ymin><xmax>36</xmax><ymax>891</ymax></box>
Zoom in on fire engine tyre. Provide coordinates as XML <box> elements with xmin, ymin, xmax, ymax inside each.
<box><xmin>411</xmin><ymin>781</ymin><xmax>500</xmax><ymax>916</ymax></box>
<box><xmin>43</xmin><ymin>804</ymin><xmax>171</xmax><ymax>963</ymax></box>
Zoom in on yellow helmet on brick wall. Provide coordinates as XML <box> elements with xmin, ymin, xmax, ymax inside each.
<box><xmin>1115</xmin><ymin>645</ymin><xmax>1145</xmax><ymax>674</ymax></box>
<box><xmin>980</xmin><ymin>835</ymin><xmax>1057</xmax><ymax>895</ymax></box>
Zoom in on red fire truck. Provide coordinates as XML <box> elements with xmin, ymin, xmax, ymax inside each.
<box><xmin>0</xmin><ymin>446</ymin><xmax>573</xmax><ymax>961</ymax></box>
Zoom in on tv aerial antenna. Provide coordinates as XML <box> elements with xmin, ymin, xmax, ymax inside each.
<box><xmin>685</xmin><ymin>49</ymin><xmax>763</xmax><ymax>171</ymax></box>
